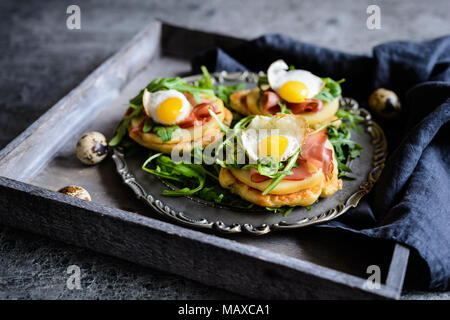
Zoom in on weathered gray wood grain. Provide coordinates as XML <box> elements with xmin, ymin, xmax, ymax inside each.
<box><xmin>0</xmin><ymin>22</ymin><xmax>162</xmax><ymax>181</ymax></box>
<box><xmin>0</xmin><ymin>176</ymin><xmax>399</xmax><ymax>299</ymax></box>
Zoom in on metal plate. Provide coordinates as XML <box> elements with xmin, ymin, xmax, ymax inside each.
<box><xmin>112</xmin><ymin>71</ymin><xmax>387</xmax><ymax>235</ymax></box>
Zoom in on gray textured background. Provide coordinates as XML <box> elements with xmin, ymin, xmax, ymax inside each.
<box><xmin>1</xmin><ymin>0</ymin><xmax>450</xmax><ymax>299</ymax></box>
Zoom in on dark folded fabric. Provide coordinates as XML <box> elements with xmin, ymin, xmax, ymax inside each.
<box><xmin>192</xmin><ymin>35</ymin><xmax>450</xmax><ymax>290</ymax></box>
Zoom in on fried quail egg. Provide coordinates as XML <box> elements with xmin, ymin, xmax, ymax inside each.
<box><xmin>142</xmin><ymin>89</ymin><xmax>192</xmax><ymax>125</ymax></box>
<box><xmin>241</xmin><ymin>114</ymin><xmax>306</xmax><ymax>163</ymax></box>
<box><xmin>267</xmin><ymin>60</ymin><xmax>323</xmax><ymax>103</ymax></box>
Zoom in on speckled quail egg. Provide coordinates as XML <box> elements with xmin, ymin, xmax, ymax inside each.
<box><xmin>369</xmin><ymin>88</ymin><xmax>401</xmax><ymax>119</ymax></box>
<box><xmin>58</xmin><ymin>185</ymin><xmax>91</xmax><ymax>201</ymax></box>
<box><xmin>76</xmin><ymin>131</ymin><xmax>108</xmax><ymax>165</ymax></box>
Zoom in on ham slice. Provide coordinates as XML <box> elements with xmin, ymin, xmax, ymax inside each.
<box><xmin>178</xmin><ymin>112</ymin><xmax>198</xmax><ymax>128</ymax></box>
<box><xmin>249</xmin><ymin>130</ymin><xmax>333</xmax><ymax>183</ymax></box>
<box><xmin>249</xmin><ymin>159</ymin><xmax>313</xmax><ymax>183</ymax></box>
<box><xmin>259</xmin><ymin>90</ymin><xmax>323</xmax><ymax>115</ymax></box>
<box><xmin>178</xmin><ymin>102</ymin><xmax>219</xmax><ymax>128</ymax></box>
<box><xmin>259</xmin><ymin>91</ymin><xmax>281</xmax><ymax>115</ymax></box>
<box><xmin>288</xmin><ymin>99</ymin><xmax>323</xmax><ymax>114</ymax></box>
<box><xmin>299</xmin><ymin>130</ymin><xmax>333</xmax><ymax>179</ymax></box>
<box><xmin>183</xmin><ymin>92</ymin><xmax>208</xmax><ymax>107</ymax></box>
<box><xmin>249</xmin><ymin>168</ymin><xmax>270</xmax><ymax>183</ymax></box>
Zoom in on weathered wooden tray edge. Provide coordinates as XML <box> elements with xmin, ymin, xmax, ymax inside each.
<box><xmin>0</xmin><ymin>20</ymin><xmax>409</xmax><ymax>299</ymax></box>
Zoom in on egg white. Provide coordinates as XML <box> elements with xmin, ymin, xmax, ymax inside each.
<box><xmin>267</xmin><ymin>60</ymin><xmax>323</xmax><ymax>99</ymax></box>
<box><xmin>142</xmin><ymin>89</ymin><xmax>192</xmax><ymax>125</ymax></box>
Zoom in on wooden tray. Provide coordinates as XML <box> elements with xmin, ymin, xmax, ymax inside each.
<box><xmin>0</xmin><ymin>21</ymin><xmax>409</xmax><ymax>299</ymax></box>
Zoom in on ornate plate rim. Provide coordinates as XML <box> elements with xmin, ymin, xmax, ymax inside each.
<box><xmin>111</xmin><ymin>71</ymin><xmax>387</xmax><ymax>235</ymax></box>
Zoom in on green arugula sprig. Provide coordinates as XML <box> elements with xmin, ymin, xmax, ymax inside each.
<box><xmin>141</xmin><ymin>117</ymin><xmax>180</xmax><ymax>142</ymax></box>
<box><xmin>313</xmin><ymin>78</ymin><xmax>345</xmax><ymax>102</ymax></box>
<box><xmin>266</xmin><ymin>206</ymin><xmax>294</xmax><ymax>216</ymax></box>
<box><xmin>208</xmin><ymin>110</ymin><xmax>256</xmax><ymax>169</ymax></box>
<box><xmin>257</xmin><ymin>75</ymin><xmax>269</xmax><ymax>91</ymax></box>
<box><xmin>261</xmin><ymin>149</ymin><xmax>301</xmax><ymax>195</ymax></box>
<box><xmin>277</xmin><ymin>102</ymin><xmax>292</xmax><ymax>114</ymax></box>
<box><xmin>197</xmin><ymin>65</ymin><xmax>246</xmax><ymax>107</ymax></box>
<box><xmin>142</xmin><ymin>153</ymin><xmax>206</xmax><ymax>196</ymax></box>
<box><xmin>241</xmin><ymin>156</ymin><xmax>282</xmax><ymax>178</ymax></box>
<box><xmin>109</xmin><ymin>104</ymin><xmax>143</xmax><ymax>146</ymax></box>
<box><xmin>328</xmin><ymin>109</ymin><xmax>364</xmax><ymax>179</ymax></box>
<box><xmin>141</xmin><ymin>151</ymin><xmax>254</xmax><ymax>209</ymax></box>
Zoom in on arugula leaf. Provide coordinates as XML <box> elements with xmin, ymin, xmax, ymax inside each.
<box><xmin>152</xmin><ymin>125</ymin><xmax>180</xmax><ymax>142</ymax></box>
<box><xmin>336</xmin><ymin>109</ymin><xmax>364</xmax><ymax>134</ymax></box>
<box><xmin>208</xmin><ymin>114</ymin><xmax>256</xmax><ymax>169</ymax></box>
<box><xmin>215</xmin><ymin>83</ymin><xmax>246</xmax><ymax>107</ymax></box>
<box><xmin>197</xmin><ymin>186</ymin><xmax>224</xmax><ymax>204</ymax></box>
<box><xmin>313</xmin><ymin>78</ymin><xmax>344</xmax><ymax>102</ymax></box>
<box><xmin>327</xmin><ymin>109</ymin><xmax>364</xmax><ymax>178</ymax></box>
<box><xmin>277</xmin><ymin>102</ymin><xmax>292</xmax><ymax>114</ymax></box>
<box><xmin>109</xmin><ymin>105</ymin><xmax>143</xmax><ymax>146</ymax></box>
<box><xmin>257</xmin><ymin>75</ymin><xmax>269</xmax><ymax>91</ymax></box>
<box><xmin>208</xmin><ymin>108</ymin><xmax>229</xmax><ymax>133</ymax></box>
<box><xmin>142</xmin><ymin>118</ymin><xmax>154</xmax><ymax>133</ymax></box>
<box><xmin>197</xmin><ymin>65</ymin><xmax>246</xmax><ymax>107</ymax></box>
<box><xmin>241</xmin><ymin>156</ymin><xmax>281</xmax><ymax>178</ymax></box>
<box><xmin>262</xmin><ymin>149</ymin><xmax>301</xmax><ymax>195</ymax></box>
<box><xmin>198</xmin><ymin>65</ymin><xmax>214</xmax><ymax>90</ymax></box>
<box><xmin>141</xmin><ymin>152</ymin><xmax>255</xmax><ymax>208</ymax></box>
<box><xmin>266</xmin><ymin>206</ymin><xmax>294</xmax><ymax>216</ymax></box>
<box><xmin>142</xmin><ymin>153</ymin><xmax>206</xmax><ymax>196</ymax></box>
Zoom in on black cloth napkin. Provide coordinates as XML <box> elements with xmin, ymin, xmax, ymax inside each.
<box><xmin>192</xmin><ymin>35</ymin><xmax>450</xmax><ymax>290</ymax></box>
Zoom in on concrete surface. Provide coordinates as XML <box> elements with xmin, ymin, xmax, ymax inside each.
<box><xmin>1</xmin><ymin>0</ymin><xmax>449</xmax><ymax>299</ymax></box>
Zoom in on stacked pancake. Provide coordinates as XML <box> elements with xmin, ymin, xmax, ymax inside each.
<box><xmin>127</xmin><ymin>89</ymin><xmax>233</xmax><ymax>154</ymax></box>
<box><xmin>229</xmin><ymin>60</ymin><xmax>340</xmax><ymax>128</ymax></box>
<box><xmin>218</xmin><ymin>114</ymin><xmax>342</xmax><ymax>208</ymax></box>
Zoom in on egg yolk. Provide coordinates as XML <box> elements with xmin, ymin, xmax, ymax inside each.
<box><xmin>156</xmin><ymin>97</ymin><xmax>183</xmax><ymax>124</ymax></box>
<box><xmin>258</xmin><ymin>136</ymin><xmax>289</xmax><ymax>159</ymax></box>
<box><xmin>279</xmin><ymin>81</ymin><xmax>309</xmax><ymax>103</ymax></box>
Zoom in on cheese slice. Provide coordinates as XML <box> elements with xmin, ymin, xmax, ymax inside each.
<box><xmin>300</xmin><ymin>98</ymin><xmax>339</xmax><ymax>126</ymax></box>
<box><xmin>230</xmin><ymin>163</ymin><xmax>324</xmax><ymax>195</ymax></box>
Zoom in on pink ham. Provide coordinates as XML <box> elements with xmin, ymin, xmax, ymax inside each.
<box><xmin>249</xmin><ymin>130</ymin><xmax>333</xmax><ymax>183</ymax></box>
<box><xmin>178</xmin><ymin>102</ymin><xmax>219</xmax><ymax>128</ymax></box>
<box><xmin>288</xmin><ymin>99</ymin><xmax>323</xmax><ymax>114</ymax></box>
<box><xmin>260</xmin><ymin>91</ymin><xmax>281</xmax><ymax>115</ymax></box>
